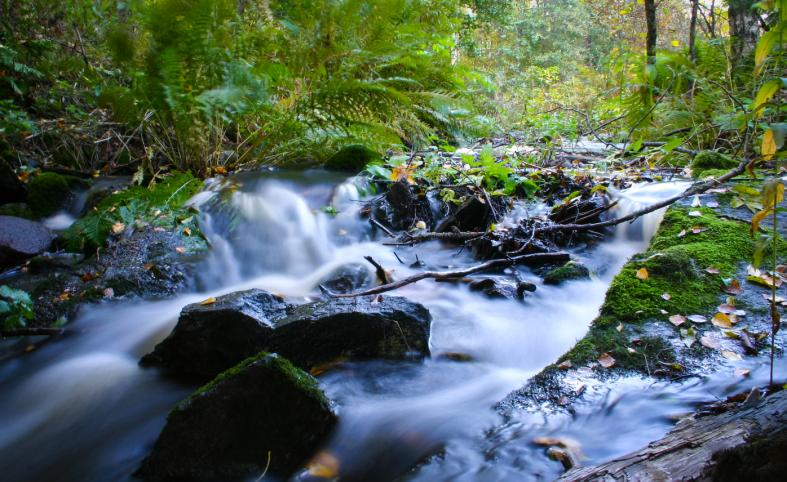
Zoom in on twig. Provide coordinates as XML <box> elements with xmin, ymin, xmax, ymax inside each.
<box><xmin>370</xmin><ymin>217</ymin><xmax>396</xmax><ymax>238</ymax></box>
<box><xmin>364</xmin><ymin>256</ymin><xmax>391</xmax><ymax>284</ymax></box>
<box><xmin>326</xmin><ymin>252</ymin><xmax>570</xmax><ymax>298</ymax></box>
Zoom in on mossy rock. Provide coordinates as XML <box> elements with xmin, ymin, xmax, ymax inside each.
<box><xmin>691</xmin><ymin>151</ymin><xmax>737</xmax><ymax>178</ymax></box>
<box><xmin>26</xmin><ymin>172</ymin><xmax>87</xmax><ymax>217</ymax></box>
<box><xmin>543</xmin><ymin>261</ymin><xmax>590</xmax><ymax>285</ymax></box>
<box><xmin>0</xmin><ymin>203</ymin><xmax>34</xmax><ymax>219</ymax></box>
<box><xmin>325</xmin><ymin>144</ymin><xmax>382</xmax><ymax>172</ymax></box>
<box><xmin>137</xmin><ymin>352</ymin><xmax>337</xmax><ymax>480</ymax></box>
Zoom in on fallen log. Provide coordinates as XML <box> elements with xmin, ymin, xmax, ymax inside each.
<box><xmin>558</xmin><ymin>389</ymin><xmax>787</xmax><ymax>481</ymax></box>
<box><xmin>323</xmin><ymin>252</ymin><xmax>570</xmax><ymax>298</ymax></box>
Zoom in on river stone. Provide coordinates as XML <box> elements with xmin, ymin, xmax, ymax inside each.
<box><xmin>0</xmin><ymin>216</ymin><xmax>55</xmax><ymax>269</ymax></box>
<box><xmin>137</xmin><ymin>353</ymin><xmax>337</xmax><ymax>481</ymax></box>
<box><xmin>542</xmin><ymin>261</ymin><xmax>591</xmax><ymax>285</ymax></box>
<box><xmin>372</xmin><ymin>180</ymin><xmax>434</xmax><ymax>231</ymax></box>
<box><xmin>142</xmin><ymin>289</ymin><xmax>432</xmax><ymax>382</ymax></box>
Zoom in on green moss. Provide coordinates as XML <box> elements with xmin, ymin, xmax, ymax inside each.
<box><xmin>178</xmin><ymin>352</ymin><xmax>327</xmax><ymax>414</ymax></box>
<box><xmin>62</xmin><ymin>172</ymin><xmax>203</xmax><ymax>252</ymax></box>
<box><xmin>325</xmin><ymin>144</ymin><xmax>382</xmax><ymax>172</ymax></box>
<box><xmin>543</xmin><ymin>261</ymin><xmax>591</xmax><ymax>285</ymax></box>
<box><xmin>0</xmin><ymin>203</ymin><xmax>34</xmax><ymax>219</ymax></box>
<box><xmin>558</xmin><ymin>206</ymin><xmax>754</xmax><ymax>374</ymax></box>
<box><xmin>27</xmin><ymin>172</ymin><xmax>71</xmax><ymax>216</ymax></box>
<box><xmin>690</xmin><ymin>151</ymin><xmax>737</xmax><ymax>178</ymax></box>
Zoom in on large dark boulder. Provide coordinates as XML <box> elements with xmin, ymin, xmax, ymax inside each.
<box><xmin>0</xmin><ymin>216</ymin><xmax>55</xmax><ymax>269</ymax></box>
<box><xmin>137</xmin><ymin>353</ymin><xmax>337</xmax><ymax>481</ymax></box>
<box><xmin>142</xmin><ymin>289</ymin><xmax>432</xmax><ymax>382</ymax></box>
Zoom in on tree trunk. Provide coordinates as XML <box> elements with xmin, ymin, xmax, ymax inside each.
<box><xmin>645</xmin><ymin>0</ymin><xmax>658</xmax><ymax>64</ymax></box>
<box><xmin>728</xmin><ymin>0</ymin><xmax>761</xmax><ymax>73</ymax></box>
<box><xmin>689</xmin><ymin>0</ymin><xmax>699</xmax><ymax>62</ymax></box>
<box><xmin>558</xmin><ymin>390</ymin><xmax>787</xmax><ymax>481</ymax></box>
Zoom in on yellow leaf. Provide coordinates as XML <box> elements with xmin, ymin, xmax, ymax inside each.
<box><xmin>762</xmin><ymin>128</ymin><xmax>776</xmax><ymax>161</ymax></box>
<box><xmin>111</xmin><ymin>222</ymin><xmax>125</xmax><ymax>234</ymax></box>
<box><xmin>751</xmin><ymin>208</ymin><xmax>773</xmax><ymax>234</ymax></box>
<box><xmin>671</xmin><ymin>40</ymin><xmax>680</xmax><ymax>47</ymax></box>
<box><xmin>636</xmin><ymin>268</ymin><xmax>649</xmax><ymax>280</ymax></box>
<box><xmin>200</xmin><ymin>297</ymin><xmax>217</xmax><ymax>305</ymax></box>
<box><xmin>753</xmin><ymin>79</ymin><xmax>781</xmax><ymax>119</ymax></box>
<box><xmin>307</xmin><ymin>451</ymin><xmax>340</xmax><ymax>478</ymax></box>
<box><xmin>712</xmin><ymin>312</ymin><xmax>733</xmax><ymax>328</ymax></box>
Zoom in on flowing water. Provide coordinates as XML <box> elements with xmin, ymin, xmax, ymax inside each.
<box><xmin>0</xmin><ymin>171</ymin><xmax>782</xmax><ymax>482</ymax></box>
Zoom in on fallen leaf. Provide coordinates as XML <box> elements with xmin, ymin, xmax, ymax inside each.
<box><xmin>705</xmin><ymin>267</ymin><xmax>720</xmax><ymax>274</ymax></box>
<box><xmin>558</xmin><ymin>360</ymin><xmax>572</xmax><ymax>370</ymax></box>
<box><xmin>143</xmin><ymin>263</ymin><xmax>154</xmax><ymax>271</ymax></box>
<box><xmin>660</xmin><ymin>309</ymin><xmax>669</xmax><ymax>315</ymax></box>
<box><xmin>688</xmin><ymin>210</ymin><xmax>702</xmax><ymax>217</ymax></box>
<box><xmin>616</xmin><ymin>323</ymin><xmax>624</xmax><ymax>332</ymax></box>
<box><xmin>183</xmin><ymin>227</ymin><xmax>192</xmax><ymax>236</ymax></box>
<box><xmin>721</xmin><ymin>350</ymin><xmax>743</xmax><ymax>361</ymax></box>
<box><xmin>677</xmin><ymin>229</ymin><xmax>687</xmax><ymax>238</ymax></box>
<box><xmin>415</xmin><ymin>220</ymin><xmax>427</xmax><ymax>230</ymax></box>
<box><xmin>700</xmin><ymin>335</ymin><xmax>720</xmax><ymax>350</ymax></box>
<box><xmin>734</xmin><ymin>368</ymin><xmax>751</xmax><ymax>377</ymax></box>
<box><xmin>712</xmin><ymin>312</ymin><xmax>734</xmax><ymax>328</ymax></box>
<box><xmin>669</xmin><ymin>314</ymin><xmax>687</xmax><ymax>326</ymax></box>
<box><xmin>598</xmin><ymin>353</ymin><xmax>616</xmax><ymax>368</ymax></box>
<box><xmin>307</xmin><ymin>451</ymin><xmax>340</xmax><ymax>478</ymax></box>
<box><xmin>691</xmin><ymin>195</ymin><xmax>702</xmax><ymax>207</ymax></box>
<box><xmin>661</xmin><ymin>293</ymin><xmax>672</xmax><ymax>301</ymax></box>
<box><xmin>175</xmin><ymin>247</ymin><xmax>186</xmax><ymax>254</ymax></box>
<box><xmin>103</xmin><ymin>287</ymin><xmax>114</xmax><ymax>298</ymax></box>
<box><xmin>691</xmin><ymin>225</ymin><xmax>707</xmax><ymax>234</ymax></box>
<box><xmin>706</xmin><ymin>201</ymin><xmax>720</xmax><ymax>208</ymax></box>
<box><xmin>111</xmin><ymin>222</ymin><xmax>126</xmax><ymax>234</ymax></box>
<box><xmin>200</xmin><ymin>297</ymin><xmax>217</xmax><ymax>305</ymax></box>
<box><xmin>718</xmin><ymin>303</ymin><xmax>736</xmax><ymax>314</ymax></box>
<box><xmin>680</xmin><ymin>327</ymin><xmax>696</xmax><ymax>348</ymax></box>
<box><xmin>688</xmin><ymin>315</ymin><xmax>707</xmax><ymax>323</ymax></box>
<box><xmin>722</xmin><ymin>279</ymin><xmax>743</xmax><ymax>296</ymax></box>
<box><xmin>636</xmin><ymin>268</ymin><xmax>649</xmax><ymax>281</ymax></box>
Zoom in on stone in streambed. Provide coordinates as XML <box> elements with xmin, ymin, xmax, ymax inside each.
<box><xmin>141</xmin><ymin>289</ymin><xmax>432</xmax><ymax>382</ymax></box>
<box><xmin>542</xmin><ymin>261</ymin><xmax>590</xmax><ymax>285</ymax></box>
<box><xmin>136</xmin><ymin>352</ymin><xmax>337</xmax><ymax>481</ymax></box>
<box><xmin>0</xmin><ymin>215</ymin><xmax>55</xmax><ymax>269</ymax></box>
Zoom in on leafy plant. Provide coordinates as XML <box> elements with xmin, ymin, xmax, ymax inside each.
<box><xmin>0</xmin><ymin>286</ymin><xmax>35</xmax><ymax>331</ymax></box>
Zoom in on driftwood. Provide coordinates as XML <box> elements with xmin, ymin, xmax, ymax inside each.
<box><xmin>323</xmin><ymin>252</ymin><xmax>570</xmax><ymax>298</ymax></box>
<box><xmin>558</xmin><ymin>389</ymin><xmax>787</xmax><ymax>481</ymax></box>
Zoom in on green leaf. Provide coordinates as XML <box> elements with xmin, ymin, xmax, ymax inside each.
<box><xmin>753</xmin><ymin>79</ymin><xmax>782</xmax><ymax>119</ymax></box>
<box><xmin>661</xmin><ymin>137</ymin><xmax>684</xmax><ymax>153</ymax></box>
<box><xmin>755</xmin><ymin>27</ymin><xmax>781</xmax><ymax>75</ymax></box>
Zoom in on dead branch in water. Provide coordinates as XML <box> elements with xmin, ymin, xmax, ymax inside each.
<box><xmin>323</xmin><ymin>252</ymin><xmax>570</xmax><ymax>298</ymax></box>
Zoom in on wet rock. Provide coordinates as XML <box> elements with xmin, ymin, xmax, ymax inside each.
<box><xmin>516</xmin><ymin>281</ymin><xmax>538</xmax><ymax>298</ymax></box>
<box><xmin>0</xmin><ymin>216</ymin><xmax>55</xmax><ymax>269</ymax></box>
<box><xmin>372</xmin><ymin>180</ymin><xmax>434</xmax><ymax>231</ymax></box>
<box><xmin>142</xmin><ymin>289</ymin><xmax>432</xmax><ymax>382</ymax></box>
<box><xmin>549</xmin><ymin>195</ymin><xmax>608</xmax><ymax>226</ymax></box>
<box><xmin>542</xmin><ymin>261</ymin><xmax>590</xmax><ymax>285</ymax></box>
<box><xmin>468</xmin><ymin>278</ymin><xmax>517</xmax><ymax>299</ymax></box>
<box><xmin>436</xmin><ymin>196</ymin><xmax>490</xmax><ymax>233</ymax></box>
<box><xmin>319</xmin><ymin>263</ymin><xmax>371</xmax><ymax>294</ymax></box>
<box><xmin>0</xmin><ymin>160</ymin><xmax>26</xmax><ymax>205</ymax></box>
<box><xmin>325</xmin><ymin>144</ymin><xmax>381</xmax><ymax>172</ymax></box>
<box><xmin>137</xmin><ymin>352</ymin><xmax>337</xmax><ymax>481</ymax></box>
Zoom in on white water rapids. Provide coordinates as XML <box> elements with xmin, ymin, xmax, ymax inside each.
<box><xmin>0</xmin><ymin>172</ymin><xmax>779</xmax><ymax>481</ymax></box>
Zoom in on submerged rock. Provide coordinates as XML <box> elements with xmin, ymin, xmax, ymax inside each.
<box><xmin>542</xmin><ymin>261</ymin><xmax>590</xmax><ymax>285</ymax></box>
<box><xmin>142</xmin><ymin>289</ymin><xmax>432</xmax><ymax>382</ymax></box>
<box><xmin>318</xmin><ymin>263</ymin><xmax>372</xmax><ymax>294</ymax></box>
<box><xmin>137</xmin><ymin>352</ymin><xmax>337</xmax><ymax>481</ymax></box>
<box><xmin>0</xmin><ymin>216</ymin><xmax>55</xmax><ymax>269</ymax></box>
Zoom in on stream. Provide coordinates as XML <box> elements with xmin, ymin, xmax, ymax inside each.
<box><xmin>0</xmin><ymin>170</ymin><xmax>783</xmax><ymax>482</ymax></box>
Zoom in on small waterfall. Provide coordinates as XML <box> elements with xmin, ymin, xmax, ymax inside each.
<box><xmin>610</xmin><ymin>181</ymin><xmax>690</xmax><ymax>242</ymax></box>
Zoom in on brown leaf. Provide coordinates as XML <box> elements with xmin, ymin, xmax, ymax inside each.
<box><xmin>669</xmin><ymin>314</ymin><xmax>687</xmax><ymax>326</ymax></box>
<box><xmin>175</xmin><ymin>247</ymin><xmax>186</xmax><ymax>254</ymax></box>
<box><xmin>111</xmin><ymin>222</ymin><xmax>126</xmax><ymax>234</ymax></box>
<box><xmin>636</xmin><ymin>268</ymin><xmax>649</xmax><ymax>281</ymax></box>
<box><xmin>700</xmin><ymin>335</ymin><xmax>721</xmax><ymax>350</ymax></box>
<box><xmin>722</xmin><ymin>279</ymin><xmax>743</xmax><ymax>296</ymax></box>
<box><xmin>307</xmin><ymin>451</ymin><xmax>340</xmax><ymax>478</ymax></box>
<box><xmin>721</xmin><ymin>350</ymin><xmax>743</xmax><ymax>361</ymax></box>
<box><xmin>598</xmin><ymin>352</ymin><xmax>616</xmax><ymax>368</ymax></box>
<box><xmin>558</xmin><ymin>360</ymin><xmax>573</xmax><ymax>370</ymax></box>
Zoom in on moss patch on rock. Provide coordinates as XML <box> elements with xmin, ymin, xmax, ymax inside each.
<box><xmin>27</xmin><ymin>172</ymin><xmax>71</xmax><ymax>217</ymax></box>
<box><xmin>543</xmin><ymin>261</ymin><xmax>591</xmax><ymax>285</ymax></box>
<box><xmin>62</xmin><ymin>172</ymin><xmax>204</xmax><ymax>252</ymax></box>
<box><xmin>690</xmin><ymin>151</ymin><xmax>737</xmax><ymax>178</ymax></box>
<box><xmin>557</xmin><ymin>205</ymin><xmax>755</xmax><ymax>374</ymax></box>
<box><xmin>325</xmin><ymin>144</ymin><xmax>382</xmax><ymax>172</ymax></box>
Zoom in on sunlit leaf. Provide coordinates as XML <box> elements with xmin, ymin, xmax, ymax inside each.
<box><xmin>636</xmin><ymin>268</ymin><xmax>649</xmax><ymax>280</ymax></box>
<box><xmin>598</xmin><ymin>352</ymin><xmax>616</xmax><ymax>368</ymax></box>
